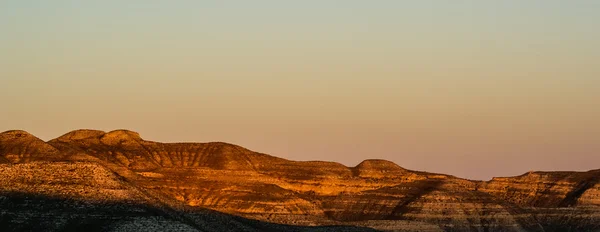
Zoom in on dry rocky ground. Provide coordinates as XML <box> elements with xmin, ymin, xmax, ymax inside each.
<box><xmin>1</xmin><ymin>129</ymin><xmax>600</xmax><ymax>231</ymax></box>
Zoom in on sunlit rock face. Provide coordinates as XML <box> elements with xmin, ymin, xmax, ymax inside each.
<box><xmin>0</xmin><ymin>163</ymin><xmax>374</xmax><ymax>232</ymax></box>
<box><xmin>480</xmin><ymin>170</ymin><xmax>600</xmax><ymax>207</ymax></box>
<box><xmin>0</xmin><ymin>130</ymin><xmax>60</xmax><ymax>163</ymax></box>
<box><xmin>2</xmin><ymin>129</ymin><xmax>600</xmax><ymax>231</ymax></box>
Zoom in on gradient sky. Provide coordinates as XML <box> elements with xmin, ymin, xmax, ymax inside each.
<box><xmin>1</xmin><ymin>1</ymin><xmax>599</xmax><ymax>180</ymax></box>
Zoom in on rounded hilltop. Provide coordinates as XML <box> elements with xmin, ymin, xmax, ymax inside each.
<box><xmin>0</xmin><ymin>130</ymin><xmax>37</xmax><ymax>140</ymax></box>
<box><xmin>53</xmin><ymin>129</ymin><xmax>107</xmax><ymax>142</ymax></box>
<box><xmin>355</xmin><ymin>159</ymin><xmax>405</xmax><ymax>171</ymax></box>
<box><xmin>53</xmin><ymin>129</ymin><xmax>142</xmax><ymax>143</ymax></box>
<box><xmin>50</xmin><ymin>129</ymin><xmax>256</xmax><ymax>152</ymax></box>
<box><xmin>100</xmin><ymin>130</ymin><xmax>142</xmax><ymax>143</ymax></box>
<box><xmin>0</xmin><ymin>130</ymin><xmax>51</xmax><ymax>146</ymax></box>
<box><xmin>353</xmin><ymin>159</ymin><xmax>407</xmax><ymax>178</ymax></box>
<box><xmin>0</xmin><ymin>130</ymin><xmax>60</xmax><ymax>163</ymax></box>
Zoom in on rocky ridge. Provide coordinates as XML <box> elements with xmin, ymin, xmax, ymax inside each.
<box><xmin>1</xmin><ymin>129</ymin><xmax>599</xmax><ymax>232</ymax></box>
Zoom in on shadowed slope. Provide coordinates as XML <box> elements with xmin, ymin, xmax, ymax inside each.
<box><xmin>0</xmin><ymin>193</ymin><xmax>378</xmax><ymax>232</ymax></box>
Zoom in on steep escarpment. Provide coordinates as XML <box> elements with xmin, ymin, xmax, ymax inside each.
<box><xmin>1</xmin><ymin>129</ymin><xmax>600</xmax><ymax>231</ymax></box>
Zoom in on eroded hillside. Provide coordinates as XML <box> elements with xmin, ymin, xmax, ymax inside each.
<box><xmin>1</xmin><ymin>129</ymin><xmax>599</xmax><ymax>232</ymax></box>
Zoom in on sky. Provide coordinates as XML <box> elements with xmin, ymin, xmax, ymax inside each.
<box><xmin>1</xmin><ymin>1</ymin><xmax>599</xmax><ymax>180</ymax></box>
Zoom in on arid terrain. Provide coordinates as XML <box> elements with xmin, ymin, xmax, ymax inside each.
<box><xmin>1</xmin><ymin>129</ymin><xmax>599</xmax><ymax>232</ymax></box>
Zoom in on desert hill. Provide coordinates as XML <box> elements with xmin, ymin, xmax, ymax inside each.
<box><xmin>1</xmin><ymin>129</ymin><xmax>599</xmax><ymax>231</ymax></box>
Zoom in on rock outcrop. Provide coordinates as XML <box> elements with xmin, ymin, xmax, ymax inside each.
<box><xmin>1</xmin><ymin>129</ymin><xmax>600</xmax><ymax>231</ymax></box>
<box><xmin>0</xmin><ymin>130</ymin><xmax>60</xmax><ymax>163</ymax></box>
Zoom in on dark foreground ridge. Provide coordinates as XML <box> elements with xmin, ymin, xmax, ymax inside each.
<box><xmin>1</xmin><ymin>129</ymin><xmax>600</xmax><ymax>232</ymax></box>
<box><xmin>0</xmin><ymin>192</ymin><xmax>375</xmax><ymax>232</ymax></box>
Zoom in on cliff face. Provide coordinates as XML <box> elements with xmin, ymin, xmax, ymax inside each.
<box><xmin>1</xmin><ymin>129</ymin><xmax>600</xmax><ymax>232</ymax></box>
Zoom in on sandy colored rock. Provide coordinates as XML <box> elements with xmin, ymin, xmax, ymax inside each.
<box><xmin>2</xmin><ymin>129</ymin><xmax>600</xmax><ymax>231</ymax></box>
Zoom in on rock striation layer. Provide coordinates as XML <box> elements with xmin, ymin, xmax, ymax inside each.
<box><xmin>1</xmin><ymin>129</ymin><xmax>600</xmax><ymax>232</ymax></box>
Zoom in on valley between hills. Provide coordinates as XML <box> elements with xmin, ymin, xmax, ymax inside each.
<box><xmin>1</xmin><ymin>129</ymin><xmax>599</xmax><ymax>232</ymax></box>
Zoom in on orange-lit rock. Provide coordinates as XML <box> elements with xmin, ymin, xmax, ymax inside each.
<box><xmin>2</xmin><ymin>129</ymin><xmax>600</xmax><ymax>231</ymax></box>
